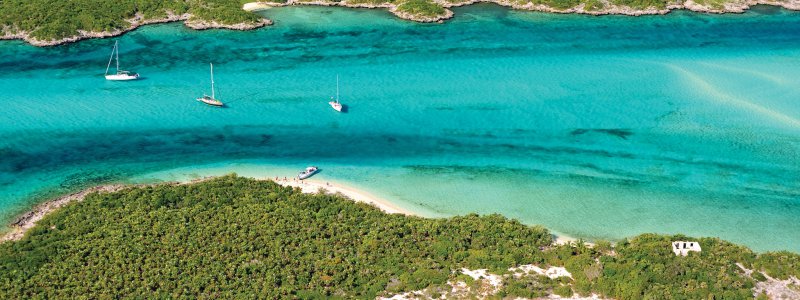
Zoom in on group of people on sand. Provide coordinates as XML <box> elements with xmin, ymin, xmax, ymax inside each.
<box><xmin>272</xmin><ymin>176</ymin><xmax>331</xmax><ymax>187</ymax></box>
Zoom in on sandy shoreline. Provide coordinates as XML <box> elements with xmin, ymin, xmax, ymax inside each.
<box><xmin>271</xmin><ymin>177</ymin><xmax>413</xmax><ymax>215</ymax></box>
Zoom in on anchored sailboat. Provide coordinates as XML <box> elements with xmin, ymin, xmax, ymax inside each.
<box><xmin>104</xmin><ymin>41</ymin><xmax>139</xmax><ymax>81</ymax></box>
<box><xmin>197</xmin><ymin>63</ymin><xmax>224</xmax><ymax>107</ymax></box>
<box><xmin>329</xmin><ymin>75</ymin><xmax>343</xmax><ymax>112</ymax></box>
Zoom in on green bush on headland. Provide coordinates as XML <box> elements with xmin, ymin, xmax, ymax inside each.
<box><xmin>0</xmin><ymin>0</ymin><xmax>259</xmax><ymax>41</ymax></box>
<box><xmin>396</xmin><ymin>0</ymin><xmax>447</xmax><ymax>17</ymax></box>
<box><xmin>0</xmin><ymin>175</ymin><xmax>797</xmax><ymax>298</ymax></box>
<box><xmin>610</xmin><ymin>0</ymin><xmax>670</xmax><ymax>9</ymax></box>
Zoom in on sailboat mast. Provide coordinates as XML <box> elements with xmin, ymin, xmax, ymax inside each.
<box><xmin>210</xmin><ymin>63</ymin><xmax>215</xmax><ymax>99</ymax></box>
<box><xmin>115</xmin><ymin>41</ymin><xmax>120</xmax><ymax>73</ymax></box>
<box><xmin>336</xmin><ymin>74</ymin><xmax>339</xmax><ymax>104</ymax></box>
<box><xmin>105</xmin><ymin>42</ymin><xmax>116</xmax><ymax>76</ymax></box>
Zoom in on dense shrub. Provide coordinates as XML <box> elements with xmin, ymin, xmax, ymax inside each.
<box><xmin>0</xmin><ymin>176</ymin><xmax>797</xmax><ymax>298</ymax></box>
<box><xmin>0</xmin><ymin>0</ymin><xmax>259</xmax><ymax>40</ymax></box>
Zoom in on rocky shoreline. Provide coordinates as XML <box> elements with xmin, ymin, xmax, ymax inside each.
<box><xmin>0</xmin><ymin>179</ymin><xmax>204</xmax><ymax>243</ymax></box>
<box><xmin>0</xmin><ymin>12</ymin><xmax>271</xmax><ymax>47</ymax></box>
<box><xmin>248</xmin><ymin>0</ymin><xmax>800</xmax><ymax>23</ymax></box>
<box><xmin>249</xmin><ymin>0</ymin><xmax>455</xmax><ymax>22</ymax></box>
<box><xmin>1</xmin><ymin>0</ymin><xmax>799</xmax><ymax>46</ymax></box>
<box><xmin>436</xmin><ymin>0</ymin><xmax>799</xmax><ymax>17</ymax></box>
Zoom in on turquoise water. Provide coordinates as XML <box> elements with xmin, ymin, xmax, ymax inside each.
<box><xmin>1</xmin><ymin>5</ymin><xmax>799</xmax><ymax>252</ymax></box>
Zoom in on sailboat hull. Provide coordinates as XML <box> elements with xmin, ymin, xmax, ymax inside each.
<box><xmin>197</xmin><ymin>97</ymin><xmax>224</xmax><ymax>107</ymax></box>
<box><xmin>105</xmin><ymin>41</ymin><xmax>139</xmax><ymax>81</ymax></box>
<box><xmin>105</xmin><ymin>73</ymin><xmax>139</xmax><ymax>81</ymax></box>
<box><xmin>329</xmin><ymin>101</ymin><xmax>342</xmax><ymax>112</ymax></box>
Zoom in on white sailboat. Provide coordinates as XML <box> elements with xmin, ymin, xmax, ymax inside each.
<box><xmin>197</xmin><ymin>63</ymin><xmax>224</xmax><ymax>107</ymax></box>
<box><xmin>329</xmin><ymin>75</ymin><xmax>343</xmax><ymax>112</ymax></box>
<box><xmin>104</xmin><ymin>41</ymin><xmax>139</xmax><ymax>81</ymax></box>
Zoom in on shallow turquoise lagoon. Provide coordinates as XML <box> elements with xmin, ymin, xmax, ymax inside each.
<box><xmin>1</xmin><ymin>5</ymin><xmax>798</xmax><ymax>251</ymax></box>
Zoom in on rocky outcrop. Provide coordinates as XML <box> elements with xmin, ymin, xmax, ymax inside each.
<box><xmin>185</xmin><ymin>18</ymin><xmax>273</xmax><ymax>30</ymax></box>
<box><xmin>391</xmin><ymin>7</ymin><xmax>455</xmax><ymax>22</ymax></box>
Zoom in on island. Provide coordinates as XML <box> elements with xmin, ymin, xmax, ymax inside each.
<box><xmin>1</xmin><ymin>175</ymin><xmax>798</xmax><ymax>298</ymax></box>
<box><xmin>1</xmin><ymin>0</ymin><xmax>798</xmax><ymax>46</ymax></box>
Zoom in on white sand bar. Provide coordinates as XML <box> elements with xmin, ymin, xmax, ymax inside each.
<box><xmin>242</xmin><ymin>2</ymin><xmax>273</xmax><ymax>11</ymax></box>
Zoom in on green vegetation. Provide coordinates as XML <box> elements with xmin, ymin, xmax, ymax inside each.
<box><xmin>527</xmin><ymin>0</ymin><xmax>583</xmax><ymax>10</ymax></box>
<box><xmin>753</xmin><ymin>251</ymin><xmax>800</xmax><ymax>280</ymax></box>
<box><xmin>691</xmin><ymin>0</ymin><xmax>726</xmax><ymax>9</ymax></box>
<box><xmin>0</xmin><ymin>175</ymin><xmax>798</xmax><ymax>298</ymax></box>
<box><xmin>0</xmin><ymin>176</ymin><xmax>551</xmax><ymax>298</ymax></box>
<box><xmin>345</xmin><ymin>0</ymin><xmax>398</xmax><ymax>6</ymax></box>
<box><xmin>0</xmin><ymin>0</ymin><xmax>260</xmax><ymax>41</ymax></box>
<box><xmin>0</xmin><ymin>0</ymin><xmax>777</xmax><ymax>42</ymax></box>
<box><xmin>609</xmin><ymin>0</ymin><xmax>670</xmax><ymax>9</ymax></box>
<box><xmin>583</xmin><ymin>0</ymin><xmax>606</xmax><ymax>11</ymax></box>
<box><xmin>395</xmin><ymin>0</ymin><xmax>447</xmax><ymax>17</ymax></box>
<box><xmin>580</xmin><ymin>234</ymin><xmax>757</xmax><ymax>299</ymax></box>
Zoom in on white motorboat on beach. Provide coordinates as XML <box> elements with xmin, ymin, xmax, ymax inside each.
<box><xmin>197</xmin><ymin>63</ymin><xmax>224</xmax><ymax>107</ymax></box>
<box><xmin>104</xmin><ymin>41</ymin><xmax>139</xmax><ymax>81</ymax></box>
<box><xmin>329</xmin><ymin>75</ymin><xmax>343</xmax><ymax>112</ymax></box>
<box><xmin>298</xmin><ymin>166</ymin><xmax>318</xmax><ymax>180</ymax></box>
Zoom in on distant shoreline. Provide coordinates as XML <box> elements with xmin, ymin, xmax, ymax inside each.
<box><xmin>244</xmin><ymin>0</ymin><xmax>800</xmax><ymax>21</ymax></box>
<box><xmin>0</xmin><ymin>12</ymin><xmax>272</xmax><ymax>47</ymax></box>
<box><xmin>1</xmin><ymin>1</ymin><xmax>798</xmax><ymax>47</ymax></box>
<box><xmin>0</xmin><ymin>175</ymin><xmax>578</xmax><ymax>245</ymax></box>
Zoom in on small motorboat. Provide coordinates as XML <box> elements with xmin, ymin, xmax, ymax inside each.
<box><xmin>297</xmin><ymin>166</ymin><xmax>318</xmax><ymax>180</ymax></box>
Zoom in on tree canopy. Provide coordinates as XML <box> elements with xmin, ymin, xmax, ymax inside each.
<box><xmin>0</xmin><ymin>0</ymin><xmax>260</xmax><ymax>41</ymax></box>
<box><xmin>0</xmin><ymin>175</ymin><xmax>796</xmax><ymax>298</ymax></box>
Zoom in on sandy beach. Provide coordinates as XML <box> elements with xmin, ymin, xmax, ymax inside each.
<box><xmin>271</xmin><ymin>177</ymin><xmax>413</xmax><ymax>215</ymax></box>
